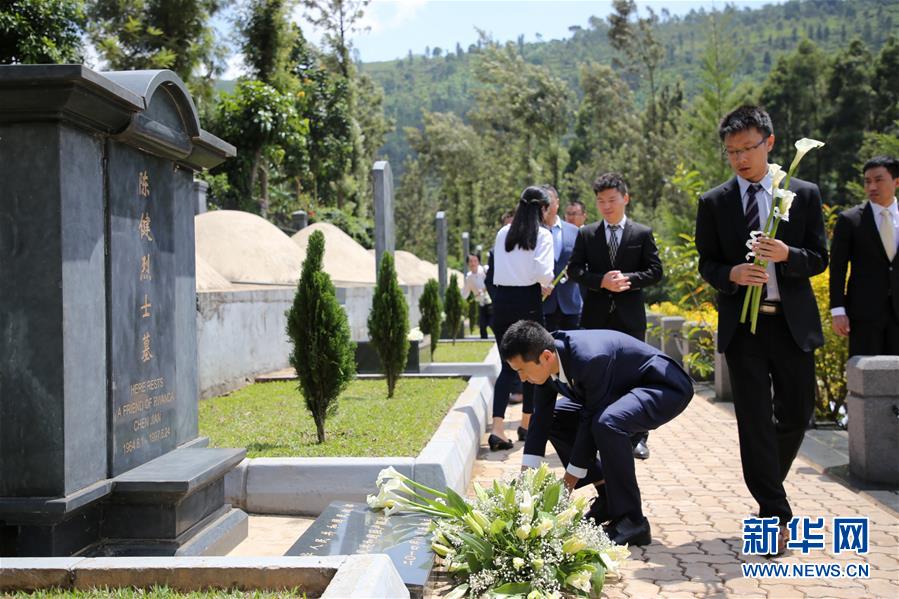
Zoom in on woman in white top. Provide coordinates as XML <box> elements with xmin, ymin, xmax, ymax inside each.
<box><xmin>486</xmin><ymin>186</ymin><xmax>555</xmax><ymax>450</ymax></box>
<box><xmin>462</xmin><ymin>254</ymin><xmax>491</xmax><ymax>339</ymax></box>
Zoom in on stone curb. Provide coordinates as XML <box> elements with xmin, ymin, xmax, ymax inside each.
<box><xmin>225</xmin><ymin>347</ymin><xmax>500</xmax><ymax>515</ymax></box>
<box><xmin>0</xmin><ymin>555</ymin><xmax>407</xmax><ymax>597</ymax></box>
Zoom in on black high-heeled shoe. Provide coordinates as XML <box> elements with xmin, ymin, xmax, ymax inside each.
<box><xmin>488</xmin><ymin>434</ymin><xmax>513</xmax><ymax>451</ymax></box>
<box><xmin>517</xmin><ymin>426</ymin><xmax>528</xmax><ymax>441</ymax></box>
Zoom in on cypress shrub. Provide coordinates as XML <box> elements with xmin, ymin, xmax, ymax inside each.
<box><xmin>444</xmin><ymin>274</ymin><xmax>464</xmax><ymax>344</ymax></box>
<box><xmin>286</xmin><ymin>230</ymin><xmax>356</xmax><ymax>443</ymax></box>
<box><xmin>418</xmin><ymin>278</ymin><xmax>443</xmax><ymax>359</ymax></box>
<box><xmin>367</xmin><ymin>252</ymin><xmax>409</xmax><ymax>397</ymax></box>
<box><xmin>467</xmin><ymin>296</ymin><xmax>479</xmax><ymax>332</ymax></box>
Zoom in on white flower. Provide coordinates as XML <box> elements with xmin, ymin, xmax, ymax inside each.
<box><xmin>431</xmin><ymin>542</ymin><xmax>453</xmax><ymax>557</ymax></box>
<box><xmin>774</xmin><ymin>188</ymin><xmax>796</xmax><ymax>221</ymax></box>
<box><xmin>407</xmin><ymin>327</ymin><xmax>424</xmax><ymax>342</ymax></box>
<box><xmin>535</xmin><ymin>518</ymin><xmax>554</xmax><ymax>537</ymax></box>
<box><xmin>376</xmin><ymin>466</ymin><xmax>406</xmax><ymax>486</ymax></box>
<box><xmin>520</xmin><ymin>491</ymin><xmax>534</xmax><ymax>520</ymax></box>
<box><xmin>515</xmin><ymin>524</ymin><xmax>532</xmax><ymax>541</ymax></box>
<box><xmin>531</xmin><ymin>558</ymin><xmax>544</xmax><ymax>570</ymax></box>
<box><xmin>572</xmin><ymin>495</ymin><xmax>589</xmax><ymax>513</ymax></box>
<box><xmin>366</xmin><ymin>477</ymin><xmax>408</xmax><ymax>513</ymax></box>
<box><xmin>562</xmin><ymin>536</ymin><xmax>587</xmax><ymax>554</ymax></box>
<box><xmin>555</xmin><ymin>506</ymin><xmax>578</xmax><ymax>527</ymax></box>
<box><xmin>768</xmin><ymin>163</ymin><xmax>787</xmax><ymax>188</ymax></box>
<box><xmin>789</xmin><ymin>138</ymin><xmax>825</xmax><ymax>173</ymax></box>
<box><xmin>512</xmin><ymin>557</ymin><xmax>525</xmax><ymax>570</ymax></box>
<box><xmin>565</xmin><ymin>569</ymin><xmax>592</xmax><ymax>593</ymax></box>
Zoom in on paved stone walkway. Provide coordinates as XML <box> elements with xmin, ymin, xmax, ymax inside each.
<box><xmin>458</xmin><ymin>385</ymin><xmax>899</xmax><ymax>598</ymax></box>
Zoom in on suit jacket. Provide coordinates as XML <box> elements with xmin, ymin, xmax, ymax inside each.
<box><xmin>523</xmin><ymin>330</ymin><xmax>692</xmax><ymax>472</ymax></box>
<box><xmin>829</xmin><ymin>201</ymin><xmax>899</xmax><ymax>322</ymax></box>
<box><xmin>568</xmin><ymin>218</ymin><xmax>662</xmax><ymax>331</ymax></box>
<box><xmin>543</xmin><ymin>220</ymin><xmax>583</xmax><ymax>316</ymax></box>
<box><xmin>695</xmin><ymin>176</ymin><xmax>828</xmax><ymax>353</ymax></box>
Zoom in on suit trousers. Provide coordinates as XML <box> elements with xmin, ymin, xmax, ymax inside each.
<box><xmin>587</xmin><ymin>358</ymin><xmax>693</xmax><ymax>521</ymax></box>
<box><xmin>491</xmin><ymin>285</ymin><xmax>543</xmax><ymax>419</ymax></box>
<box><xmin>581</xmin><ymin>307</ymin><xmax>646</xmax><ymax>343</ymax></box>
<box><xmin>477</xmin><ymin>304</ymin><xmax>493</xmax><ymax>340</ymax></box>
<box><xmin>725</xmin><ymin>313</ymin><xmax>816</xmax><ymax>524</ymax></box>
<box><xmin>849</xmin><ymin>309</ymin><xmax>899</xmax><ymax>357</ymax></box>
<box><xmin>544</xmin><ymin>307</ymin><xmax>580</xmax><ymax>334</ymax></box>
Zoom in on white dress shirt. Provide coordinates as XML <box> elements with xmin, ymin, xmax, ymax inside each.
<box><xmin>492</xmin><ymin>224</ymin><xmax>555</xmax><ymax>287</ymax></box>
<box><xmin>462</xmin><ymin>266</ymin><xmax>491</xmax><ymax>306</ymax></box>
<box><xmin>832</xmin><ymin>197</ymin><xmax>899</xmax><ymax>317</ymax></box>
<box><xmin>738</xmin><ymin>173</ymin><xmax>781</xmax><ymax>302</ymax></box>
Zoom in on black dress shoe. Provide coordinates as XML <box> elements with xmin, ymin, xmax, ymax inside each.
<box><xmin>604</xmin><ymin>515</ymin><xmax>652</xmax><ymax>546</ymax></box>
<box><xmin>584</xmin><ymin>493</ymin><xmax>610</xmax><ymax>525</ymax></box>
<box><xmin>488</xmin><ymin>434</ymin><xmax>513</xmax><ymax>451</ymax></box>
<box><xmin>633</xmin><ymin>439</ymin><xmax>650</xmax><ymax>460</ymax></box>
<box><xmin>517</xmin><ymin>426</ymin><xmax>528</xmax><ymax>441</ymax></box>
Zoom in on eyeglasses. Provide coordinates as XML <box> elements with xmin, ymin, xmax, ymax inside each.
<box><xmin>723</xmin><ymin>137</ymin><xmax>767</xmax><ymax>159</ymax></box>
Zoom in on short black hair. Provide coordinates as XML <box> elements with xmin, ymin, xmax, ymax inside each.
<box><xmin>467</xmin><ymin>253</ymin><xmax>481</xmax><ymax>262</ymax></box>
<box><xmin>567</xmin><ymin>199</ymin><xmax>586</xmax><ymax>214</ymax></box>
<box><xmin>499</xmin><ymin>320</ymin><xmax>555</xmax><ymax>364</ymax></box>
<box><xmin>592</xmin><ymin>172</ymin><xmax>628</xmax><ymax>196</ymax></box>
<box><xmin>718</xmin><ymin>105</ymin><xmax>774</xmax><ymax>141</ymax></box>
<box><xmin>863</xmin><ymin>155</ymin><xmax>899</xmax><ymax>179</ymax></box>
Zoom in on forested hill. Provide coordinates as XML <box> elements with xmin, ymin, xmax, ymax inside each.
<box><xmin>360</xmin><ymin>0</ymin><xmax>898</xmax><ymax>175</ymax></box>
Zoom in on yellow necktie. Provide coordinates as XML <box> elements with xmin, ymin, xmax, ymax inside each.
<box><xmin>880</xmin><ymin>207</ymin><xmax>896</xmax><ymax>261</ymax></box>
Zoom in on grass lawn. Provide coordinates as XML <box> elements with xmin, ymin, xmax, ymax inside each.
<box><xmin>9</xmin><ymin>589</ymin><xmax>303</xmax><ymax>598</ymax></box>
<box><xmin>199</xmin><ymin>378</ymin><xmax>467</xmax><ymax>458</ymax></box>
<box><xmin>430</xmin><ymin>340</ymin><xmax>493</xmax><ymax>363</ymax></box>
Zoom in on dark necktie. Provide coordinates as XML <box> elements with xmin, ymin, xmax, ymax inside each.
<box><xmin>608</xmin><ymin>224</ymin><xmax>620</xmax><ymax>265</ymax></box>
<box><xmin>745</xmin><ymin>183</ymin><xmax>762</xmax><ymax>231</ymax></box>
<box><xmin>553</xmin><ymin>377</ymin><xmax>574</xmax><ymax>399</ymax></box>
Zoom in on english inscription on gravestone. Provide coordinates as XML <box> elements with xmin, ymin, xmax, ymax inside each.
<box><xmin>287</xmin><ymin>501</ymin><xmax>435</xmax><ymax>595</ymax></box>
<box><xmin>108</xmin><ymin>144</ymin><xmax>185</xmax><ymax>475</ymax></box>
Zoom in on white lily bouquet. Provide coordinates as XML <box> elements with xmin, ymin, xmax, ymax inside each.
<box><xmin>367</xmin><ymin>463</ymin><xmax>627</xmax><ymax>598</ymax></box>
<box><xmin>740</xmin><ymin>138</ymin><xmax>825</xmax><ymax>334</ymax></box>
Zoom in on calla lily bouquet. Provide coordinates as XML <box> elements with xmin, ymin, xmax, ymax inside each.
<box><xmin>367</xmin><ymin>463</ymin><xmax>626</xmax><ymax>598</ymax></box>
<box><xmin>740</xmin><ymin>138</ymin><xmax>825</xmax><ymax>334</ymax></box>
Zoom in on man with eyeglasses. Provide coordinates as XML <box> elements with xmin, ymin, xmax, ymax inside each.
<box><xmin>694</xmin><ymin>105</ymin><xmax>828</xmax><ymax>556</ymax></box>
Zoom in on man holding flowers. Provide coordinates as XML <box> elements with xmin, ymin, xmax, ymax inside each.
<box><xmin>694</xmin><ymin>105</ymin><xmax>828</xmax><ymax>554</ymax></box>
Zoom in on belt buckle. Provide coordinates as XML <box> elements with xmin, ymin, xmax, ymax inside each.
<box><xmin>758</xmin><ymin>302</ymin><xmax>779</xmax><ymax>315</ymax></box>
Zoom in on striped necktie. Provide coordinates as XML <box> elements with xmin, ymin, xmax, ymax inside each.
<box><xmin>608</xmin><ymin>224</ymin><xmax>620</xmax><ymax>265</ymax></box>
<box><xmin>745</xmin><ymin>183</ymin><xmax>762</xmax><ymax>231</ymax></box>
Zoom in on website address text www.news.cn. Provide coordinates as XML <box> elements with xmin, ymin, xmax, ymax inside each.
<box><xmin>742</xmin><ymin>562</ymin><xmax>871</xmax><ymax>578</ymax></box>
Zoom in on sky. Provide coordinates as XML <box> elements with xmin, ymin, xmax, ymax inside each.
<box><xmin>222</xmin><ymin>0</ymin><xmax>778</xmax><ymax>79</ymax></box>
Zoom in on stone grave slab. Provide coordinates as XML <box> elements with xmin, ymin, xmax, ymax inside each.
<box><xmin>286</xmin><ymin>501</ymin><xmax>434</xmax><ymax>598</ymax></box>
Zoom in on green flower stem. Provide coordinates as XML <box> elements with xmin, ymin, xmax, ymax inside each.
<box><xmin>542</xmin><ymin>266</ymin><xmax>569</xmax><ymax>303</ymax></box>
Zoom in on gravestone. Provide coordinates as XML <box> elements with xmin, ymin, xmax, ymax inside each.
<box><xmin>291</xmin><ymin>210</ymin><xmax>308</xmax><ymax>231</ymax></box>
<box><xmin>193</xmin><ymin>179</ymin><xmax>209</xmax><ymax>215</ymax></box>
<box><xmin>846</xmin><ymin>356</ymin><xmax>899</xmax><ymax>484</ymax></box>
<box><xmin>436</xmin><ymin>211</ymin><xmax>447</xmax><ymax>296</ymax></box>
<box><xmin>372</xmin><ymin>161</ymin><xmax>395</xmax><ymax>271</ymax></box>
<box><xmin>660</xmin><ymin>316</ymin><xmax>685</xmax><ymax>365</ymax></box>
<box><xmin>461</xmin><ymin>231</ymin><xmax>470</xmax><ymax>262</ymax></box>
<box><xmin>0</xmin><ymin>66</ymin><xmax>245</xmax><ymax>557</ymax></box>
<box><xmin>287</xmin><ymin>501</ymin><xmax>434</xmax><ymax>599</ymax></box>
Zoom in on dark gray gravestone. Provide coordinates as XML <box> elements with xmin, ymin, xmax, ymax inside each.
<box><xmin>436</xmin><ymin>211</ymin><xmax>447</xmax><ymax>296</ymax></box>
<box><xmin>0</xmin><ymin>65</ymin><xmax>243</xmax><ymax>558</ymax></box>
<box><xmin>372</xmin><ymin>161</ymin><xmax>395</xmax><ymax>271</ymax></box>
<box><xmin>287</xmin><ymin>501</ymin><xmax>434</xmax><ymax>598</ymax></box>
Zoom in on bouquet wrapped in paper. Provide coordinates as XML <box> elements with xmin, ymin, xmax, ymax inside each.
<box><xmin>367</xmin><ymin>463</ymin><xmax>627</xmax><ymax>598</ymax></box>
<box><xmin>740</xmin><ymin>138</ymin><xmax>825</xmax><ymax>333</ymax></box>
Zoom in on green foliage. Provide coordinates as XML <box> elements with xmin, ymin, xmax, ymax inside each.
<box><xmin>206</xmin><ymin>79</ymin><xmax>309</xmax><ymax>216</ymax></box>
<box><xmin>87</xmin><ymin>0</ymin><xmax>228</xmax><ymax>101</ymax></box>
<box><xmin>812</xmin><ymin>268</ymin><xmax>848</xmax><ymax>425</ymax></box>
<box><xmin>0</xmin><ymin>0</ymin><xmax>85</xmax><ymax>64</ymax></box>
<box><xmin>309</xmin><ymin>206</ymin><xmax>373</xmax><ymax>248</ymax></box>
<box><xmin>200</xmin><ymin>378</ymin><xmax>466</xmax><ymax>457</ymax></box>
<box><xmin>238</xmin><ymin>0</ymin><xmax>298</xmax><ymax>91</ymax></box>
<box><xmin>418</xmin><ymin>279</ymin><xmax>443</xmax><ymax>359</ymax></box>
<box><xmin>467</xmin><ymin>296</ymin><xmax>479</xmax><ymax>332</ymax></box>
<box><xmin>367</xmin><ymin>252</ymin><xmax>409</xmax><ymax>397</ymax></box>
<box><xmin>286</xmin><ymin>230</ymin><xmax>356</xmax><ymax>443</ymax></box>
<box><xmin>432</xmin><ymin>341</ymin><xmax>493</xmax><ymax>364</ymax></box>
<box><xmin>444</xmin><ymin>274</ymin><xmax>464</xmax><ymax>343</ymax></box>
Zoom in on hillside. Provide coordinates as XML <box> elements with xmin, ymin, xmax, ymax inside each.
<box><xmin>360</xmin><ymin>0</ymin><xmax>898</xmax><ymax>176</ymax></box>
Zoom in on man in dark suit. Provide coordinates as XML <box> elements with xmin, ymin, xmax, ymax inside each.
<box><xmin>502</xmin><ymin>320</ymin><xmax>693</xmax><ymax>546</ymax></box>
<box><xmin>830</xmin><ymin>156</ymin><xmax>899</xmax><ymax>356</ymax></box>
<box><xmin>568</xmin><ymin>173</ymin><xmax>662</xmax><ymax>459</ymax></box>
<box><xmin>695</xmin><ymin>105</ymin><xmax>828</xmax><ymax>554</ymax></box>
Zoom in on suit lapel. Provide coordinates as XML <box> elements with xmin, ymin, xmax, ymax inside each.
<box><xmin>618</xmin><ymin>221</ymin><xmax>633</xmax><ymax>262</ymax></box>
<box><xmin>594</xmin><ymin>223</ymin><xmax>612</xmax><ymax>271</ymax></box>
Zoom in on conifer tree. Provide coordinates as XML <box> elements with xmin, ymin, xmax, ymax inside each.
<box><xmin>418</xmin><ymin>279</ymin><xmax>443</xmax><ymax>359</ymax></box>
<box><xmin>286</xmin><ymin>230</ymin><xmax>356</xmax><ymax>443</ymax></box>
<box><xmin>444</xmin><ymin>274</ymin><xmax>464</xmax><ymax>344</ymax></box>
<box><xmin>367</xmin><ymin>252</ymin><xmax>409</xmax><ymax>397</ymax></box>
